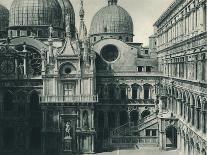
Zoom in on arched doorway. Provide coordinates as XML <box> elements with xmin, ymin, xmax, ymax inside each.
<box><xmin>130</xmin><ymin>110</ymin><xmax>138</xmax><ymax>126</ymax></box>
<box><xmin>141</xmin><ymin>110</ymin><xmax>150</xmax><ymax>119</ymax></box>
<box><xmin>166</xmin><ymin>126</ymin><xmax>177</xmax><ymax>148</ymax></box>
<box><xmin>202</xmin><ymin>149</ymin><xmax>207</xmax><ymax>155</ymax></box>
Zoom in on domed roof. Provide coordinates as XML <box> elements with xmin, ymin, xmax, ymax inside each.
<box><xmin>90</xmin><ymin>0</ymin><xmax>133</xmax><ymax>36</ymax></box>
<box><xmin>9</xmin><ymin>0</ymin><xmax>63</xmax><ymax>29</ymax></box>
<box><xmin>0</xmin><ymin>4</ymin><xmax>9</xmax><ymax>32</ymax></box>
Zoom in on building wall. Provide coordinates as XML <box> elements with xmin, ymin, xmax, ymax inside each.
<box><xmin>154</xmin><ymin>0</ymin><xmax>207</xmax><ymax>154</ymax></box>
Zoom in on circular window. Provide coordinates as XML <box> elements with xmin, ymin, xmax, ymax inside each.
<box><xmin>65</xmin><ymin>67</ymin><xmax>72</xmax><ymax>74</ymax></box>
<box><xmin>101</xmin><ymin>45</ymin><xmax>119</xmax><ymax>62</ymax></box>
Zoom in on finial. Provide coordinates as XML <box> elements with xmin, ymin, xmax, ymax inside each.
<box><xmin>79</xmin><ymin>0</ymin><xmax>85</xmax><ymax>20</ymax></box>
<box><xmin>108</xmin><ymin>0</ymin><xmax>117</xmax><ymax>5</ymax></box>
<box><xmin>65</xmin><ymin>14</ymin><xmax>71</xmax><ymax>38</ymax></box>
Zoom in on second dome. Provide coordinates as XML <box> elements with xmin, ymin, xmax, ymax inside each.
<box><xmin>90</xmin><ymin>0</ymin><xmax>134</xmax><ymax>42</ymax></box>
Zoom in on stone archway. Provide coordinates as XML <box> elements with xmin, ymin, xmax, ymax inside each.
<box><xmin>166</xmin><ymin>126</ymin><xmax>177</xmax><ymax>148</ymax></box>
<box><xmin>130</xmin><ymin>110</ymin><xmax>139</xmax><ymax>126</ymax></box>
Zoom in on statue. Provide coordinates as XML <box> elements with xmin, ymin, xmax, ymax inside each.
<box><xmin>82</xmin><ymin>111</ymin><xmax>89</xmax><ymax>129</ymax></box>
<box><xmin>18</xmin><ymin>63</ymin><xmax>24</xmax><ymax>75</ymax></box>
<box><xmin>49</xmin><ymin>25</ymin><xmax>53</xmax><ymax>38</ymax></box>
<box><xmin>65</xmin><ymin>121</ymin><xmax>71</xmax><ymax>138</ymax></box>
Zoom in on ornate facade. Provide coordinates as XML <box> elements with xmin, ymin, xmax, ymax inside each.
<box><xmin>0</xmin><ymin>0</ymin><xmax>206</xmax><ymax>155</ymax></box>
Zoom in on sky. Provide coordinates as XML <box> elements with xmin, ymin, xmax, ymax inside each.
<box><xmin>0</xmin><ymin>0</ymin><xmax>174</xmax><ymax>46</ymax></box>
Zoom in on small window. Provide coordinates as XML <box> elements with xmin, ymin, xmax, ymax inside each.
<box><xmin>137</xmin><ymin>66</ymin><xmax>143</xmax><ymax>72</ymax></box>
<box><xmin>146</xmin><ymin>66</ymin><xmax>152</xmax><ymax>72</ymax></box>
<box><xmin>126</xmin><ymin>37</ymin><xmax>129</xmax><ymax>42</ymax></box>
<box><xmin>104</xmin><ymin>27</ymin><xmax>107</xmax><ymax>32</ymax></box>
<box><xmin>152</xmin><ymin>130</ymin><xmax>157</xmax><ymax>136</ymax></box>
<box><xmin>145</xmin><ymin>50</ymin><xmax>149</xmax><ymax>54</ymax></box>
<box><xmin>94</xmin><ymin>37</ymin><xmax>96</xmax><ymax>42</ymax></box>
<box><xmin>27</xmin><ymin>30</ymin><xmax>31</xmax><ymax>36</ymax></box>
<box><xmin>17</xmin><ymin>30</ymin><xmax>20</xmax><ymax>36</ymax></box>
<box><xmin>119</xmin><ymin>36</ymin><xmax>122</xmax><ymax>40</ymax></box>
<box><xmin>146</xmin><ymin>129</ymin><xmax>150</xmax><ymax>136</ymax></box>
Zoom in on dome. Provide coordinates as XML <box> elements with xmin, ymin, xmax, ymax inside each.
<box><xmin>0</xmin><ymin>4</ymin><xmax>9</xmax><ymax>32</ymax></box>
<box><xmin>90</xmin><ymin>1</ymin><xmax>133</xmax><ymax>37</ymax></box>
<box><xmin>9</xmin><ymin>0</ymin><xmax>63</xmax><ymax>29</ymax></box>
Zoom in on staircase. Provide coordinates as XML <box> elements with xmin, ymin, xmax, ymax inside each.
<box><xmin>111</xmin><ymin>122</ymin><xmax>134</xmax><ymax>136</ymax></box>
<box><xmin>131</xmin><ymin>113</ymin><xmax>158</xmax><ymax>132</ymax></box>
<box><xmin>103</xmin><ymin>113</ymin><xmax>158</xmax><ymax>150</ymax></box>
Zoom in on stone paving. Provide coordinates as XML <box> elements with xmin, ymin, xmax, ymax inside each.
<box><xmin>95</xmin><ymin>148</ymin><xmax>180</xmax><ymax>155</ymax></box>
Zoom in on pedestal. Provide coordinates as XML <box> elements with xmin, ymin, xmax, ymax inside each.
<box><xmin>62</xmin><ymin>137</ymin><xmax>72</xmax><ymax>155</ymax></box>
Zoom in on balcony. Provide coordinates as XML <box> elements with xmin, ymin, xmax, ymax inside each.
<box><xmin>98</xmin><ymin>98</ymin><xmax>155</xmax><ymax>105</ymax></box>
<box><xmin>40</xmin><ymin>95</ymin><xmax>98</xmax><ymax>104</ymax></box>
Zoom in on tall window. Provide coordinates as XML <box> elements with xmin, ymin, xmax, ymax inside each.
<box><xmin>144</xmin><ymin>84</ymin><xmax>151</xmax><ymax>99</ymax></box>
<box><xmin>146</xmin><ymin>66</ymin><xmax>152</xmax><ymax>72</ymax></box>
<box><xmin>132</xmin><ymin>87</ymin><xmax>138</xmax><ymax>99</ymax></box>
<box><xmin>137</xmin><ymin>66</ymin><xmax>143</xmax><ymax>72</ymax></box>
<box><xmin>63</xmin><ymin>83</ymin><xmax>75</xmax><ymax>96</ymax></box>
<box><xmin>30</xmin><ymin>92</ymin><xmax>40</xmax><ymax>111</ymax></box>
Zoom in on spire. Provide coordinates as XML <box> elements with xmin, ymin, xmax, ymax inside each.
<box><xmin>108</xmin><ymin>0</ymin><xmax>117</xmax><ymax>5</ymax></box>
<box><xmin>79</xmin><ymin>0</ymin><xmax>84</xmax><ymax>20</ymax></box>
<box><xmin>79</xmin><ymin>0</ymin><xmax>87</xmax><ymax>42</ymax></box>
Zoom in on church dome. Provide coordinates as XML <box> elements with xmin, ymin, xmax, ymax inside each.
<box><xmin>0</xmin><ymin>4</ymin><xmax>9</xmax><ymax>32</ymax></box>
<box><xmin>9</xmin><ymin>0</ymin><xmax>63</xmax><ymax>29</ymax></box>
<box><xmin>90</xmin><ymin>0</ymin><xmax>133</xmax><ymax>37</ymax></box>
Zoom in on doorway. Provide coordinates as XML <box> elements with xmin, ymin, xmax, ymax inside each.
<box><xmin>166</xmin><ymin>126</ymin><xmax>177</xmax><ymax>148</ymax></box>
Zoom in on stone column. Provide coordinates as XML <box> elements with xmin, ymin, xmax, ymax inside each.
<box><xmin>190</xmin><ymin>105</ymin><xmax>194</xmax><ymax>126</ymax></box>
<box><xmin>181</xmin><ymin>135</ymin><xmax>185</xmax><ymax>155</ymax></box>
<box><xmin>201</xmin><ymin>110</ymin><xmax>205</xmax><ymax>133</ymax></box>
<box><xmin>159</xmin><ymin>131</ymin><xmax>166</xmax><ymax>150</ymax></box>
<box><xmin>177</xmin><ymin>131</ymin><xmax>181</xmax><ymax>152</ymax></box>
<box><xmin>198</xmin><ymin>5</ymin><xmax>204</xmax><ymax>32</ymax></box>
<box><xmin>177</xmin><ymin>98</ymin><xmax>181</xmax><ymax>116</ymax></box>
<box><xmin>41</xmin><ymin>133</ymin><xmax>46</xmax><ymax>154</ymax></box>
<box><xmin>91</xmin><ymin>110</ymin><xmax>94</xmax><ymax>129</ymax></box>
<box><xmin>23</xmin><ymin>56</ymin><xmax>27</xmax><ymax>77</ymax></box>
<box><xmin>185</xmin><ymin>139</ymin><xmax>189</xmax><ymax>155</ymax></box>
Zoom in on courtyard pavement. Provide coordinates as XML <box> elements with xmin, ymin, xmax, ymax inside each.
<box><xmin>95</xmin><ymin>148</ymin><xmax>180</xmax><ymax>155</ymax></box>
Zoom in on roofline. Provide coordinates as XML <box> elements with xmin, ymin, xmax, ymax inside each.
<box><xmin>153</xmin><ymin>0</ymin><xmax>184</xmax><ymax>27</ymax></box>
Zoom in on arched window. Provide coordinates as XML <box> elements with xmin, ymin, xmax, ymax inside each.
<box><xmin>3</xmin><ymin>92</ymin><xmax>13</xmax><ymax>111</ymax></box>
<box><xmin>144</xmin><ymin>84</ymin><xmax>152</xmax><ymax>99</ymax></box>
<box><xmin>197</xmin><ymin>98</ymin><xmax>201</xmax><ymax>130</ymax></box>
<box><xmin>30</xmin><ymin>92</ymin><xmax>40</xmax><ymax>111</ymax></box>
<box><xmin>132</xmin><ymin>84</ymin><xmax>140</xmax><ymax>100</ymax></box>
<box><xmin>191</xmin><ymin>95</ymin><xmax>195</xmax><ymax>126</ymax></box>
<box><xmin>120</xmin><ymin>84</ymin><xmax>128</xmax><ymax>100</ymax></box>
